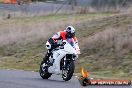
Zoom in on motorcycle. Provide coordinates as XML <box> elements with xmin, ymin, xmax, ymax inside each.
<box><xmin>39</xmin><ymin>38</ymin><xmax>80</xmax><ymax>81</ymax></box>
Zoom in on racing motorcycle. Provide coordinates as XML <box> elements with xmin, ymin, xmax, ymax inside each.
<box><xmin>39</xmin><ymin>38</ymin><xmax>80</xmax><ymax>81</ymax></box>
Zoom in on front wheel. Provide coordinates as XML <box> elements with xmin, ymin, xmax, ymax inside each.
<box><xmin>62</xmin><ymin>61</ymin><xmax>75</xmax><ymax>81</ymax></box>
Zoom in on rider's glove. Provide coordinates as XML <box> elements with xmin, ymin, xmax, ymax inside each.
<box><xmin>72</xmin><ymin>54</ymin><xmax>78</xmax><ymax>60</ymax></box>
<box><xmin>51</xmin><ymin>43</ymin><xmax>60</xmax><ymax>49</ymax></box>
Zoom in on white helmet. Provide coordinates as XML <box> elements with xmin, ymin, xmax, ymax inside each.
<box><xmin>65</xmin><ymin>26</ymin><xmax>76</xmax><ymax>38</ymax></box>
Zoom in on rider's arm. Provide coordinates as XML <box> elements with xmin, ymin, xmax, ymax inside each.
<box><xmin>52</xmin><ymin>32</ymin><xmax>61</xmax><ymax>40</ymax></box>
<box><xmin>46</xmin><ymin>32</ymin><xmax>62</xmax><ymax>49</ymax></box>
<box><xmin>47</xmin><ymin>32</ymin><xmax>61</xmax><ymax>45</ymax></box>
<box><xmin>52</xmin><ymin>32</ymin><xmax>64</xmax><ymax>44</ymax></box>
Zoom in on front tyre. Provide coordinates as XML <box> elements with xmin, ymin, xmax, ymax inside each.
<box><xmin>62</xmin><ymin>61</ymin><xmax>75</xmax><ymax>81</ymax></box>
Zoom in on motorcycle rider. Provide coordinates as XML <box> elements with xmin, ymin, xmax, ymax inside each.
<box><xmin>44</xmin><ymin>26</ymin><xmax>80</xmax><ymax>66</ymax></box>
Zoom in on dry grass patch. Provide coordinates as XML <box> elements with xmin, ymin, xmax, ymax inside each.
<box><xmin>0</xmin><ymin>13</ymin><xmax>114</xmax><ymax>46</ymax></box>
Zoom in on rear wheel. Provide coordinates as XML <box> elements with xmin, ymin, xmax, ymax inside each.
<box><xmin>62</xmin><ymin>61</ymin><xmax>75</xmax><ymax>81</ymax></box>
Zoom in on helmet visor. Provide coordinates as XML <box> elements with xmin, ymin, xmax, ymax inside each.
<box><xmin>66</xmin><ymin>32</ymin><xmax>75</xmax><ymax>38</ymax></box>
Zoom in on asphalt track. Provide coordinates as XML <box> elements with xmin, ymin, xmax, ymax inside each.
<box><xmin>0</xmin><ymin>69</ymin><xmax>131</xmax><ymax>88</ymax></box>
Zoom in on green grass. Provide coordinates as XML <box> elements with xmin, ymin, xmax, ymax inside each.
<box><xmin>0</xmin><ymin>39</ymin><xmax>44</xmax><ymax>71</ymax></box>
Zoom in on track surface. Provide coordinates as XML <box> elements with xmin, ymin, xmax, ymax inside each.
<box><xmin>0</xmin><ymin>69</ymin><xmax>131</xmax><ymax>88</ymax></box>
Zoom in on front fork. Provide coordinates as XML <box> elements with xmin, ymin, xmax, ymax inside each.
<box><xmin>63</xmin><ymin>57</ymin><xmax>67</xmax><ymax>69</ymax></box>
<box><xmin>62</xmin><ymin>59</ymin><xmax>68</xmax><ymax>78</ymax></box>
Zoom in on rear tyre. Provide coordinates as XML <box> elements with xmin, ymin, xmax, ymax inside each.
<box><xmin>39</xmin><ymin>58</ymin><xmax>52</xmax><ymax>79</ymax></box>
<box><xmin>62</xmin><ymin>61</ymin><xmax>75</xmax><ymax>81</ymax></box>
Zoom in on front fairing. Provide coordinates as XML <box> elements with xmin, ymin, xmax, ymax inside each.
<box><xmin>64</xmin><ymin>42</ymin><xmax>76</xmax><ymax>54</ymax></box>
<box><xmin>63</xmin><ymin>40</ymin><xmax>76</xmax><ymax>54</ymax></box>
